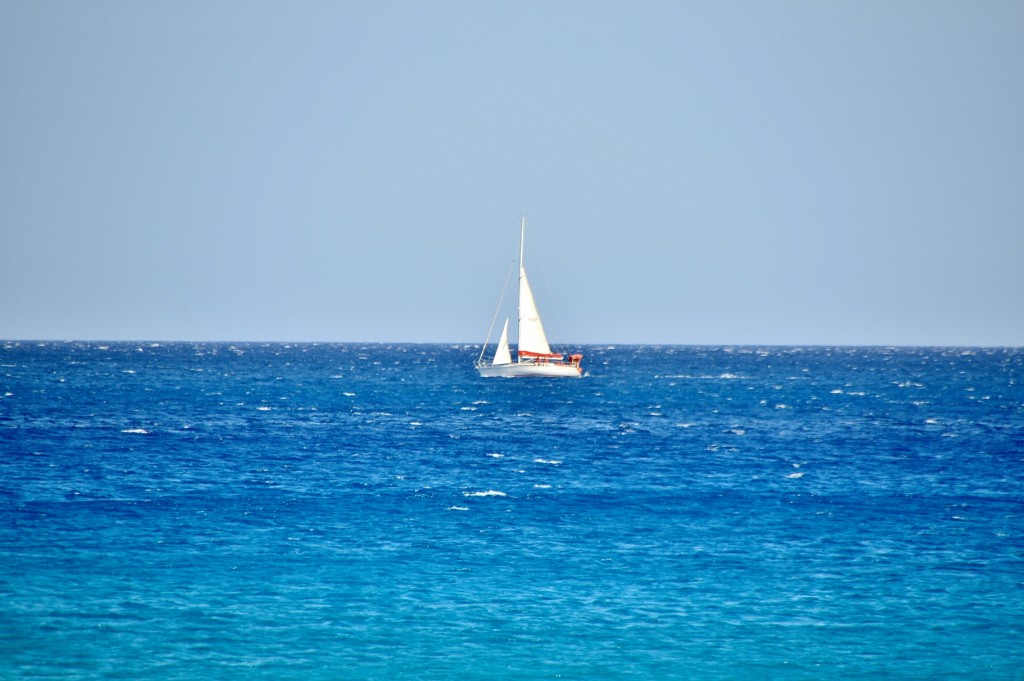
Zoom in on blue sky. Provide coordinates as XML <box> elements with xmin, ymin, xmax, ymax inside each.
<box><xmin>3</xmin><ymin>1</ymin><xmax>1022</xmax><ymax>345</ymax></box>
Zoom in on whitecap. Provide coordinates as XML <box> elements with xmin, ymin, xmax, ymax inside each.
<box><xmin>486</xmin><ymin>453</ymin><xmax>504</xmax><ymax>458</ymax></box>
<box><xmin>534</xmin><ymin>458</ymin><xmax>562</xmax><ymax>465</ymax></box>
<box><xmin>464</xmin><ymin>490</ymin><xmax>506</xmax><ymax>497</ymax></box>
<box><xmin>343</xmin><ymin>392</ymin><xmax>356</xmax><ymax>397</ymax></box>
<box><xmin>533</xmin><ymin>484</ymin><xmax>552</xmax><ymax>489</ymax></box>
<box><xmin>121</xmin><ymin>428</ymin><xmax>149</xmax><ymax>434</ymax></box>
<box><xmin>447</xmin><ymin>506</ymin><xmax>470</xmax><ymax>511</ymax></box>
<box><xmin>256</xmin><ymin>406</ymin><xmax>272</xmax><ymax>411</ymax></box>
<box><xmin>786</xmin><ymin>472</ymin><xmax>804</xmax><ymax>479</ymax></box>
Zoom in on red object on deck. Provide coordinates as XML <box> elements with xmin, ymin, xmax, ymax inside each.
<box><xmin>518</xmin><ymin>350</ymin><xmax>564</xmax><ymax>360</ymax></box>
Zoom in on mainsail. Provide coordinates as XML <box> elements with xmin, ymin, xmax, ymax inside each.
<box><xmin>517</xmin><ymin>267</ymin><xmax>551</xmax><ymax>355</ymax></box>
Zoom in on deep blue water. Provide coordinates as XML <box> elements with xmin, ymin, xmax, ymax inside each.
<box><xmin>1</xmin><ymin>342</ymin><xmax>1022</xmax><ymax>679</ymax></box>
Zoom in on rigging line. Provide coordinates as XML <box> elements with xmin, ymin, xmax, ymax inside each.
<box><xmin>476</xmin><ymin>254</ymin><xmax>518</xmax><ymax>365</ymax></box>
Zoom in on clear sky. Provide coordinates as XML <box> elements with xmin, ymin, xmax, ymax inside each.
<box><xmin>2</xmin><ymin>1</ymin><xmax>1022</xmax><ymax>346</ymax></box>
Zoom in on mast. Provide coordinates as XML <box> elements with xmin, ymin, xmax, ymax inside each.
<box><xmin>519</xmin><ymin>216</ymin><xmax>526</xmax><ymax>276</ymax></box>
<box><xmin>518</xmin><ymin>217</ymin><xmax>526</xmax><ymax>351</ymax></box>
<box><xmin>518</xmin><ymin>217</ymin><xmax>525</xmax><ymax>350</ymax></box>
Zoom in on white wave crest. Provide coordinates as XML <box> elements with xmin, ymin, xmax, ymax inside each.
<box><xmin>464</xmin><ymin>490</ymin><xmax>506</xmax><ymax>497</ymax></box>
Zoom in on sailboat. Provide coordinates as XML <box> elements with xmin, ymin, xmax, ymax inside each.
<box><xmin>475</xmin><ymin>219</ymin><xmax>583</xmax><ymax>378</ymax></box>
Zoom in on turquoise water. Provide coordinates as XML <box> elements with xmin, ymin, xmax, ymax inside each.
<box><xmin>2</xmin><ymin>342</ymin><xmax>1022</xmax><ymax>679</ymax></box>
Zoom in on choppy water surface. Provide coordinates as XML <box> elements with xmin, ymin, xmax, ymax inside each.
<box><xmin>2</xmin><ymin>342</ymin><xmax>1022</xmax><ymax>679</ymax></box>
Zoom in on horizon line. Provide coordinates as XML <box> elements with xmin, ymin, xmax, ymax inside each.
<box><xmin>2</xmin><ymin>338</ymin><xmax>1021</xmax><ymax>350</ymax></box>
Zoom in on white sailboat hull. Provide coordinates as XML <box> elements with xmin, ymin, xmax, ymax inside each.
<box><xmin>476</xmin><ymin>361</ymin><xmax>582</xmax><ymax>378</ymax></box>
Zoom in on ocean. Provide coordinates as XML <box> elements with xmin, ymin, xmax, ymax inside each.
<box><xmin>1</xmin><ymin>342</ymin><xmax>1022</xmax><ymax>679</ymax></box>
